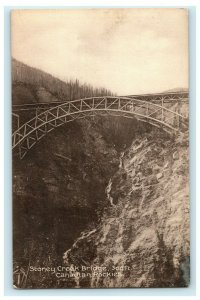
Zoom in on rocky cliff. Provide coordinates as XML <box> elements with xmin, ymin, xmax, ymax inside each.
<box><xmin>63</xmin><ymin>130</ymin><xmax>190</xmax><ymax>288</ymax></box>
<box><xmin>13</xmin><ymin>117</ymin><xmax>189</xmax><ymax>288</ymax></box>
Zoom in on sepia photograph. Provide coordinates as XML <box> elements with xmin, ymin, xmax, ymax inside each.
<box><xmin>11</xmin><ymin>8</ymin><xmax>190</xmax><ymax>289</ymax></box>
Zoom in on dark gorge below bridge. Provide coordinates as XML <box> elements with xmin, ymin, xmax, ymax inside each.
<box><xmin>13</xmin><ymin>114</ymin><xmax>189</xmax><ymax>288</ymax></box>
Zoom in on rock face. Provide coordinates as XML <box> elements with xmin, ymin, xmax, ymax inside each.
<box><xmin>13</xmin><ymin>116</ymin><xmax>138</xmax><ymax>288</ymax></box>
<box><xmin>63</xmin><ymin>131</ymin><xmax>190</xmax><ymax>288</ymax></box>
<box><xmin>13</xmin><ymin>112</ymin><xmax>189</xmax><ymax>288</ymax></box>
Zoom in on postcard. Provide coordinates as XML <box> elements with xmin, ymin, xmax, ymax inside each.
<box><xmin>12</xmin><ymin>8</ymin><xmax>189</xmax><ymax>288</ymax></box>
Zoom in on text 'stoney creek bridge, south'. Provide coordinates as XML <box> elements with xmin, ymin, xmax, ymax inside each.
<box><xmin>12</xmin><ymin>91</ymin><xmax>189</xmax><ymax>159</ymax></box>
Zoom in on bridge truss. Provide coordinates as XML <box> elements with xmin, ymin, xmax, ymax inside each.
<box><xmin>12</xmin><ymin>95</ymin><xmax>189</xmax><ymax>159</ymax></box>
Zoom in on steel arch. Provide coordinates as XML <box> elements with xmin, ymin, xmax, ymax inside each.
<box><xmin>12</xmin><ymin>96</ymin><xmax>188</xmax><ymax>159</ymax></box>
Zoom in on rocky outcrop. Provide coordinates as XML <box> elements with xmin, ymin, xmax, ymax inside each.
<box><xmin>63</xmin><ymin>131</ymin><xmax>189</xmax><ymax>288</ymax></box>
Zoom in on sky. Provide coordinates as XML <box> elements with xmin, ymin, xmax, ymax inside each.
<box><xmin>11</xmin><ymin>8</ymin><xmax>189</xmax><ymax>95</ymax></box>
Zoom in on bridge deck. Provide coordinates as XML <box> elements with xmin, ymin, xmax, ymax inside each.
<box><xmin>12</xmin><ymin>91</ymin><xmax>189</xmax><ymax>112</ymax></box>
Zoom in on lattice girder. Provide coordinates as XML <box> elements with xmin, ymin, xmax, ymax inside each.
<box><xmin>12</xmin><ymin>96</ymin><xmax>189</xmax><ymax>159</ymax></box>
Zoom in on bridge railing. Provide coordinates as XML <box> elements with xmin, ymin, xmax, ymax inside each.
<box><xmin>12</xmin><ymin>91</ymin><xmax>189</xmax><ymax>113</ymax></box>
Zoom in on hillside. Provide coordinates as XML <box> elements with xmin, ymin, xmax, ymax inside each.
<box><xmin>163</xmin><ymin>87</ymin><xmax>189</xmax><ymax>93</ymax></box>
<box><xmin>12</xmin><ymin>58</ymin><xmax>115</xmax><ymax>104</ymax></box>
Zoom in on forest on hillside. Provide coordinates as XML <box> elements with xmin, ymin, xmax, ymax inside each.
<box><xmin>12</xmin><ymin>58</ymin><xmax>116</xmax><ymax>102</ymax></box>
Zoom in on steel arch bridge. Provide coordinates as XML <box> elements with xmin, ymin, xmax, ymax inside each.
<box><xmin>12</xmin><ymin>94</ymin><xmax>189</xmax><ymax>159</ymax></box>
